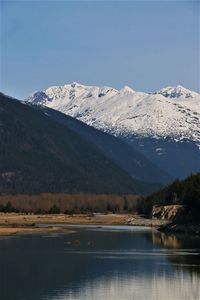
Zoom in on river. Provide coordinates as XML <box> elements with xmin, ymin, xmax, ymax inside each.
<box><xmin>0</xmin><ymin>225</ymin><xmax>200</xmax><ymax>300</ymax></box>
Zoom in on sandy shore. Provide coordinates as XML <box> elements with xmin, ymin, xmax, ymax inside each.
<box><xmin>0</xmin><ymin>213</ymin><xmax>168</xmax><ymax>236</ymax></box>
<box><xmin>0</xmin><ymin>226</ymin><xmax>75</xmax><ymax>236</ymax></box>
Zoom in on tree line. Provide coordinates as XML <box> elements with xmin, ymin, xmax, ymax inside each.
<box><xmin>0</xmin><ymin>193</ymin><xmax>143</xmax><ymax>214</ymax></box>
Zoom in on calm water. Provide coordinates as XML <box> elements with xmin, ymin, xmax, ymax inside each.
<box><xmin>0</xmin><ymin>225</ymin><xmax>200</xmax><ymax>300</ymax></box>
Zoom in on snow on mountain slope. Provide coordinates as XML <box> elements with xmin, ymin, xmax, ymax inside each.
<box><xmin>154</xmin><ymin>85</ymin><xmax>199</xmax><ymax>99</ymax></box>
<box><xmin>29</xmin><ymin>82</ymin><xmax>119</xmax><ymax>108</ymax></box>
<box><xmin>178</xmin><ymin>96</ymin><xmax>200</xmax><ymax>114</ymax></box>
<box><xmin>27</xmin><ymin>82</ymin><xmax>200</xmax><ymax>147</ymax></box>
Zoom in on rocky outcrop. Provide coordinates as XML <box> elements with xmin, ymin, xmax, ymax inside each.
<box><xmin>152</xmin><ymin>205</ymin><xmax>186</xmax><ymax>221</ymax></box>
<box><xmin>125</xmin><ymin>215</ymin><xmax>168</xmax><ymax>227</ymax></box>
<box><xmin>153</xmin><ymin>205</ymin><xmax>200</xmax><ymax>235</ymax></box>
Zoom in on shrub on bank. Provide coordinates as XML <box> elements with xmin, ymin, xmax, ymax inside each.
<box><xmin>48</xmin><ymin>204</ymin><xmax>60</xmax><ymax>214</ymax></box>
<box><xmin>0</xmin><ymin>202</ymin><xmax>19</xmax><ymax>213</ymax></box>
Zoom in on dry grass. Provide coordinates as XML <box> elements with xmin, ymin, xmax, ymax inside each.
<box><xmin>0</xmin><ymin>225</ymin><xmax>74</xmax><ymax>236</ymax></box>
<box><xmin>0</xmin><ymin>213</ymin><xmax>128</xmax><ymax>236</ymax></box>
<box><xmin>0</xmin><ymin>212</ymin><xmax>128</xmax><ymax>226</ymax></box>
<box><xmin>0</xmin><ymin>212</ymin><xmax>169</xmax><ymax>236</ymax></box>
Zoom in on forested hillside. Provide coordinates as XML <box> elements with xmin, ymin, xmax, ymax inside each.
<box><xmin>32</xmin><ymin>105</ymin><xmax>171</xmax><ymax>184</ymax></box>
<box><xmin>144</xmin><ymin>173</ymin><xmax>200</xmax><ymax>221</ymax></box>
<box><xmin>0</xmin><ymin>93</ymin><xmax>158</xmax><ymax>194</ymax></box>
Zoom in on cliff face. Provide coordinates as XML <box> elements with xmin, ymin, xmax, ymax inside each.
<box><xmin>152</xmin><ymin>205</ymin><xmax>186</xmax><ymax>221</ymax></box>
<box><xmin>153</xmin><ymin>205</ymin><xmax>200</xmax><ymax>235</ymax></box>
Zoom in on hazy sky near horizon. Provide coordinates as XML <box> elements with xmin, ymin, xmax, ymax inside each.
<box><xmin>0</xmin><ymin>0</ymin><xmax>199</xmax><ymax>99</ymax></box>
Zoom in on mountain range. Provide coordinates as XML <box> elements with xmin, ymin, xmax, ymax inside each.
<box><xmin>27</xmin><ymin>82</ymin><xmax>200</xmax><ymax>178</ymax></box>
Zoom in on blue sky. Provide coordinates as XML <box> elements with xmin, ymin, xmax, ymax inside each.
<box><xmin>0</xmin><ymin>0</ymin><xmax>199</xmax><ymax>99</ymax></box>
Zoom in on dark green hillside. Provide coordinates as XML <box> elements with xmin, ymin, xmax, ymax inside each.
<box><xmin>35</xmin><ymin>105</ymin><xmax>171</xmax><ymax>185</ymax></box>
<box><xmin>0</xmin><ymin>93</ymin><xmax>157</xmax><ymax>194</ymax></box>
<box><xmin>143</xmin><ymin>173</ymin><xmax>200</xmax><ymax>220</ymax></box>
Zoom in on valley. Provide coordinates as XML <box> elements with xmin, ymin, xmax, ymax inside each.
<box><xmin>1</xmin><ymin>1</ymin><xmax>199</xmax><ymax>299</ymax></box>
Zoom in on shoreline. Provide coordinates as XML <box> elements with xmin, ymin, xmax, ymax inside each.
<box><xmin>0</xmin><ymin>213</ymin><xmax>168</xmax><ymax>236</ymax></box>
<box><xmin>0</xmin><ymin>213</ymin><xmax>199</xmax><ymax>236</ymax></box>
<box><xmin>158</xmin><ymin>222</ymin><xmax>200</xmax><ymax>236</ymax></box>
<box><xmin>0</xmin><ymin>226</ymin><xmax>75</xmax><ymax>236</ymax></box>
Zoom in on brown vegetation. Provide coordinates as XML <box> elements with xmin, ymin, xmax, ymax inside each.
<box><xmin>0</xmin><ymin>213</ymin><xmax>129</xmax><ymax>226</ymax></box>
<box><xmin>0</xmin><ymin>193</ymin><xmax>142</xmax><ymax>214</ymax></box>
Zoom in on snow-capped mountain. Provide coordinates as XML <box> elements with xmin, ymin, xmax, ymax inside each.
<box><xmin>27</xmin><ymin>82</ymin><xmax>200</xmax><ymax>143</ymax></box>
<box><xmin>27</xmin><ymin>82</ymin><xmax>200</xmax><ymax>178</ymax></box>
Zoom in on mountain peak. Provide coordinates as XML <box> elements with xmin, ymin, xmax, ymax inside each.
<box><xmin>69</xmin><ymin>82</ymin><xmax>83</xmax><ymax>88</ymax></box>
<box><xmin>155</xmin><ymin>85</ymin><xmax>199</xmax><ymax>99</ymax></box>
<box><xmin>120</xmin><ymin>86</ymin><xmax>135</xmax><ymax>94</ymax></box>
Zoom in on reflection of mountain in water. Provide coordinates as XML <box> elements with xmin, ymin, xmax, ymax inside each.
<box><xmin>49</xmin><ymin>272</ymin><xmax>200</xmax><ymax>300</ymax></box>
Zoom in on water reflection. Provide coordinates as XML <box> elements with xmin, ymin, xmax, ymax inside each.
<box><xmin>150</xmin><ymin>231</ymin><xmax>200</xmax><ymax>278</ymax></box>
<box><xmin>151</xmin><ymin>231</ymin><xmax>183</xmax><ymax>249</ymax></box>
<box><xmin>48</xmin><ymin>272</ymin><xmax>200</xmax><ymax>300</ymax></box>
<box><xmin>0</xmin><ymin>226</ymin><xmax>200</xmax><ymax>300</ymax></box>
<box><xmin>150</xmin><ymin>230</ymin><xmax>200</xmax><ymax>250</ymax></box>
